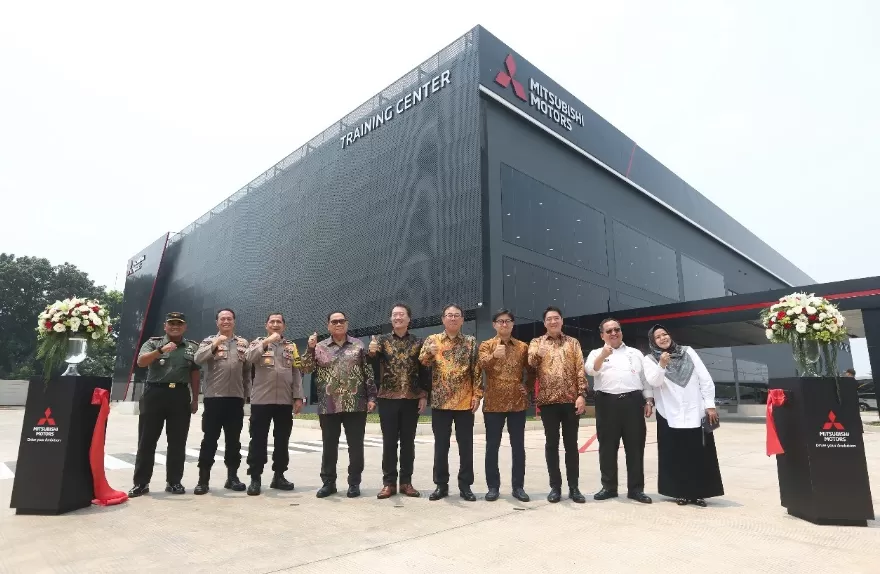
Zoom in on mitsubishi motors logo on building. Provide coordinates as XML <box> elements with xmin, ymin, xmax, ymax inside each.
<box><xmin>29</xmin><ymin>407</ymin><xmax>61</xmax><ymax>443</ymax></box>
<box><xmin>817</xmin><ymin>410</ymin><xmax>853</xmax><ymax>449</ymax></box>
<box><xmin>493</xmin><ymin>53</ymin><xmax>586</xmax><ymax>132</ymax></box>
<box><xmin>495</xmin><ymin>54</ymin><xmax>527</xmax><ymax>101</ymax></box>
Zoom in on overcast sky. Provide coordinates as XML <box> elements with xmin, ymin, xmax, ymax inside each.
<box><xmin>2</xmin><ymin>1</ymin><xmax>877</xmax><ymax>372</ymax></box>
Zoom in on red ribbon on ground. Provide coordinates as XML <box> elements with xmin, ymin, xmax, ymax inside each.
<box><xmin>89</xmin><ymin>388</ymin><xmax>129</xmax><ymax>506</ymax></box>
<box><xmin>766</xmin><ymin>389</ymin><xmax>786</xmax><ymax>456</ymax></box>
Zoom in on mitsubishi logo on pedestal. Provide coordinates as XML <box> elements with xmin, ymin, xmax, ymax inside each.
<box><xmin>495</xmin><ymin>54</ymin><xmax>527</xmax><ymax>101</ymax></box>
<box><xmin>822</xmin><ymin>411</ymin><xmax>844</xmax><ymax>430</ymax></box>
<box><xmin>37</xmin><ymin>408</ymin><xmax>56</xmax><ymax>426</ymax></box>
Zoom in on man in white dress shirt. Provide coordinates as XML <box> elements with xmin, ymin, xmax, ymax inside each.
<box><xmin>585</xmin><ymin>318</ymin><xmax>654</xmax><ymax>504</ymax></box>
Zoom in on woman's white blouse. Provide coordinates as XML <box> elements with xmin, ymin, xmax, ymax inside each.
<box><xmin>642</xmin><ymin>347</ymin><xmax>716</xmax><ymax>429</ymax></box>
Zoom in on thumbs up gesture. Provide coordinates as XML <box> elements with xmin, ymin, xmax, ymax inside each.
<box><xmin>369</xmin><ymin>335</ymin><xmax>379</xmax><ymax>354</ymax></box>
<box><xmin>308</xmin><ymin>332</ymin><xmax>318</xmax><ymax>349</ymax></box>
<box><xmin>492</xmin><ymin>341</ymin><xmax>506</xmax><ymax>359</ymax></box>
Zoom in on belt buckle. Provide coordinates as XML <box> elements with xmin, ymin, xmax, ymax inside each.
<box><xmin>169</xmin><ymin>383</ymin><xmax>176</xmax><ymax>389</ymax></box>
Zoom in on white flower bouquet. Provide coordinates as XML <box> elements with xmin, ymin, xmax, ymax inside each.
<box><xmin>759</xmin><ymin>292</ymin><xmax>848</xmax><ymax>377</ymax></box>
<box><xmin>35</xmin><ymin>297</ymin><xmax>112</xmax><ymax>377</ymax></box>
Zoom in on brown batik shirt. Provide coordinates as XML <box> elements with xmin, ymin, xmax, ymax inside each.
<box><xmin>477</xmin><ymin>336</ymin><xmax>534</xmax><ymax>412</ymax></box>
<box><xmin>527</xmin><ymin>334</ymin><xmax>587</xmax><ymax>406</ymax></box>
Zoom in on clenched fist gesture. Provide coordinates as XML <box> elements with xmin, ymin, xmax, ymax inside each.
<box><xmin>308</xmin><ymin>332</ymin><xmax>318</xmax><ymax>349</ymax></box>
<box><xmin>369</xmin><ymin>335</ymin><xmax>379</xmax><ymax>354</ymax></box>
<box><xmin>160</xmin><ymin>342</ymin><xmax>177</xmax><ymax>354</ymax></box>
<box><xmin>213</xmin><ymin>334</ymin><xmax>228</xmax><ymax>349</ymax></box>
<box><xmin>492</xmin><ymin>342</ymin><xmax>506</xmax><ymax>360</ymax></box>
<box><xmin>265</xmin><ymin>332</ymin><xmax>282</xmax><ymax>345</ymax></box>
<box><xmin>659</xmin><ymin>352</ymin><xmax>671</xmax><ymax>369</ymax></box>
<box><xmin>424</xmin><ymin>337</ymin><xmax>439</xmax><ymax>357</ymax></box>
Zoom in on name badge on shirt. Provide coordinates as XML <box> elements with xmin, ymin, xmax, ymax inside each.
<box><xmin>262</xmin><ymin>350</ymin><xmax>275</xmax><ymax>367</ymax></box>
<box><xmin>216</xmin><ymin>343</ymin><xmax>228</xmax><ymax>360</ymax></box>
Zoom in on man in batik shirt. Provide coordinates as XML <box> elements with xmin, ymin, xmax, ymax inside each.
<box><xmin>478</xmin><ymin>308</ymin><xmax>534</xmax><ymax>503</ymax></box>
<box><xmin>368</xmin><ymin>303</ymin><xmax>428</xmax><ymax>499</ymax></box>
<box><xmin>302</xmin><ymin>311</ymin><xmax>376</xmax><ymax>499</ymax></box>
<box><xmin>419</xmin><ymin>303</ymin><xmax>480</xmax><ymax>502</ymax></box>
<box><xmin>528</xmin><ymin>306</ymin><xmax>587</xmax><ymax>504</ymax></box>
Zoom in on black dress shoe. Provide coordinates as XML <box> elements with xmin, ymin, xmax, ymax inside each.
<box><xmin>569</xmin><ymin>487</ymin><xmax>586</xmax><ymax>504</ymax></box>
<box><xmin>512</xmin><ymin>488</ymin><xmax>530</xmax><ymax>502</ymax></box>
<box><xmin>593</xmin><ymin>488</ymin><xmax>618</xmax><ymax>501</ymax></box>
<box><xmin>675</xmin><ymin>498</ymin><xmax>688</xmax><ymax>506</ymax></box>
<box><xmin>224</xmin><ymin>475</ymin><xmax>246</xmax><ymax>492</ymax></box>
<box><xmin>316</xmin><ymin>483</ymin><xmax>337</xmax><ymax>498</ymax></box>
<box><xmin>428</xmin><ymin>486</ymin><xmax>449</xmax><ymax>501</ymax></box>
<box><xmin>193</xmin><ymin>482</ymin><xmax>209</xmax><ymax>495</ymax></box>
<box><xmin>459</xmin><ymin>487</ymin><xmax>476</xmax><ymax>502</ymax></box>
<box><xmin>347</xmin><ymin>485</ymin><xmax>361</xmax><ymax>498</ymax></box>
<box><xmin>270</xmin><ymin>473</ymin><xmax>295</xmax><ymax>491</ymax></box>
<box><xmin>485</xmin><ymin>488</ymin><xmax>500</xmax><ymax>502</ymax></box>
<box><xmin>128</xmin><ymin>484</ymin><xmax>149</xmax><ymax>498</ymax></box>
<box><xmin>247</xmin><ymin>477</ymin><xmax>261</xmax><ymax>496</ymax></box>
<box><xmin>547</xmin><ymin>488</ymin><xmax>562</xmax><ymax>503</ymax></box>
<box><xmin>691</xmin><ymin>498</ymin><xmax>707</xmax><ymax>507</ymax></box>
<box><xmin>165</xmin><ymin>483</ymin><xmax>186</xmax><ymax>495</ymax></box>
<box><xmin>627</xmin><ymin>491</ymin><xmax>653</xmax><ymax>504</ymax></box>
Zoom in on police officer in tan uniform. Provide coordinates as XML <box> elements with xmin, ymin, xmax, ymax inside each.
<box><xmin>193</xmin><ymin>308</ymin><xmax>250</xmax><ymax>494</ymax></box>
<box><xmin>129</xmin><ymin>312</ymin><xmax>200</xmax><ymax>497</ymax></box>
<box><xmin>244</xmin><ymin>312</ymin><xmax>304</xmax><ymax>495</ymax></box>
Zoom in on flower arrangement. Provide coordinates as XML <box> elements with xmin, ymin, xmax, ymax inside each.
<box><xmin>35</xmin><ymin>297</ymin><xmax>112</xmax><ymax>377</ymax></box>
<box><xmin>759</xmin><ymin>292</ymin><xmax>848</xmax><ymax>377</ymax></box>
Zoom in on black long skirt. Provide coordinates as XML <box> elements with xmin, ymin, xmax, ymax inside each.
<box><xmin>656</xmin><ymin>412</ymin><xmax>724</xmax><ymax>500</ymax></box>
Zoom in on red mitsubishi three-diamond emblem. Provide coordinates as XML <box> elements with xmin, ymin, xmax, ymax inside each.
<box><xmin>37</xmin><ymin>408</ymin><xmax>56</xmax><ymax>426</ymax></box>
<box><xmin>822</xmin><ymin>411</ymin><xmax>844</xmax><ymax>430</ymax></box>
<box><xmin>495</xmin><ymin>54</ymin><xmax>527</xmax><ymax>101</ymax></box>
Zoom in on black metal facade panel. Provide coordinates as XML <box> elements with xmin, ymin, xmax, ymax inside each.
<box><xmin>475</xmin><ymin>25</ymin><xmax>812</xmax><ymax>287</ymax></box>
<box><xmin>111</xmin><ymin>233</ymin><xmax>169</xmax><ymax>395</ymax></box>
<box><xmin>124</xmin><ymin>32</ymin><xmax>482</xmax><ymax>355</ymax></box>
<box><xmin>482</xmin><ymin>100</ymin><xmax>792</xmax><ymax>331</ymax></box>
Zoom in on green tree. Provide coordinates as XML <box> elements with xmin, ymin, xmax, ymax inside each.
<box><xmin>0</xmin><ymin>254</ymin><xmax>112</xmax><ymax>379</ymax></box>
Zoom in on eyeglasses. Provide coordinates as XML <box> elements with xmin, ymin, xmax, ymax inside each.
<box><xmin>329</xmin><ymin>319</ymin><xmax>347</xmax><ymax>325</ymax></box>
<box><xmin>390</xmin><ymin>313</ymin><xmax>408</xmax><ymax>319</ymax></box>
<box><xmin>444</xmin><ymin>313</ymin><xmax>462</xmax><ymax>319</ymax></box>
<box><xmin>494</xmin><ymin>319</ymin><xmax>513</xmax><ymax>325</ymax></box>
<box><xmin>604</xmin><ymin>327</ymin><xmax>622</xmax><ymax>334</ymax></box>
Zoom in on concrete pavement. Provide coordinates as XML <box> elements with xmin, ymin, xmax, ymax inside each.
<box><xmin>0</xmin><ymin>407</ymin><xmax>878</xmax><ymax>573</ymax></box>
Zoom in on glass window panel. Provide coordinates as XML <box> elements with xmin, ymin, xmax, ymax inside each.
<box><xmin>499</xmin><ymin>163</ymin><xmax>608</xmax><ymax>275</ymax></box>
<box><xmin>681</xmin><ymin>254</ymin><xmax>726</xmax><ymax>301</ymax></box>
<box><xmin>646</xmin><ymin>239</ymin><xmax>680</xmax><ymax>300</ymax></box>
<box><xmin>616</xmin><ymin>292</ymin><xmax>654</xmax><ymax>310</ymax></box>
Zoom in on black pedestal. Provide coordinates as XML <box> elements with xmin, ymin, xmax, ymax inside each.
<box><xmin>9</xmin><ymin>376</ymin><xmax>111</xmax><ymax>515</ymax></box>
<box><xmin>770</xmin><ymin>377</ymin><xmax>874</xmax><ymax>526</ymax></box>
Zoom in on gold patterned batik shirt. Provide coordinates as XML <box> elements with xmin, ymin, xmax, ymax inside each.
<box><xmin>527</xmin><ymin>334</ymin><xmax>586</xmax><ymax>406</ymax></box>
<box><xmin>419</xmin><ymin>332</ymin><xmax>480</xmax><ymax>411</ymax></box>
<box><xmin>477</xmin><ymin>336</ymin><xmax>534</xmax><ymax>413</ymax></box>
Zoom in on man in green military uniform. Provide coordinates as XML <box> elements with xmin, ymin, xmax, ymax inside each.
<box><xmin>129</xmin><ymin>312</ymin><xmax>201</xmax><ymax>497</ymax></box>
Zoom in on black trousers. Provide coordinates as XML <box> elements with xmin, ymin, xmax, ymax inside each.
<box><xmin>540</xmin><ymin>403</ymin><xmax>580</xmax><ymax>489</ymax></box>
<box><xmin>485</xmin><ymin>410</ymin><xmax>526</xmax><ymax>490</ymax></box>
<box><xmin>379</xmin><ymin>398</ymin><xmax>420</xmax><ymax>485</ymax></box>
<box><xmin>432</xmin><ymin>409</ymin><xmax>474</xmax><ymax>488</ymax></box>
<box><xmin>595</xmin><ymin>390</ymin><xmax>646</xmax><ymax>493</ymax></box>
<box><xmin>247</xmin><ymin>404</ymin><xmax>293</xmax><ymax>477</ymax></box>
<box><xmin>133</xmin><ymin>385</ymin><xmax>192</xmax><ymax>485</ymax></box>
<box><xmin>319</xmin><ymin>412</ymin><xmax>368</xmax><ymax>486</ymax></box>
<box><xmin>198</xmin><ymin>397</ymin><xmax>245</xmax><ymax>472</ymax></box>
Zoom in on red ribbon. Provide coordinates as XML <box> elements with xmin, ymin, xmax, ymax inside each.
<box><xmin>89</xmin><ymin>388</ymin><xmax>129</xmax><ymax>506</ymax></box>
<box><xmin>766</xmin><ymin>389</ymin><xmax>786</xmax><ymax>456</ymax></box>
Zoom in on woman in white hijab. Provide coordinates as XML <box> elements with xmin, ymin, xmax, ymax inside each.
<box><xmin>642</xmin><ymin>324</ymin><xmax>723</xmax><ymax>507</ymax></box>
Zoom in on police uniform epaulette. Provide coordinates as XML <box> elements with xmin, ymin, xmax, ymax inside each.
<box><xmin>148</xmin><ymin>336</ymin><xmax>163</xmax><ymax>340</ymax></box>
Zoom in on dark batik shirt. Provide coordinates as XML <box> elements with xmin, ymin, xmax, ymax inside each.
<box><xmin>301</xmin><ymin>335</ymin><xmax>377</xmax><ymax>414</ymax></box>
<box><xmin>371</xmin><ymin>332</ymin><xmax>427</xmax><ymax>400</ymax></box>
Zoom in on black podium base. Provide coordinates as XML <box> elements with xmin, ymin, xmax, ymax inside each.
<box><xmin>771</xmin><ymin>377</ymin><xmax>874</xmax><ymax>527</ymax></box>
<box><xmin>10</xmin><ymin>376</ymin><xmax>112</xmax><ymax>515</ymax></box>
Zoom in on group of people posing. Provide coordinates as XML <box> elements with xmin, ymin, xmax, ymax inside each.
<box><xmin>129</xmin><ymin>304</ymin><xmax>723</xmax><ymax>507</ymax></box>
